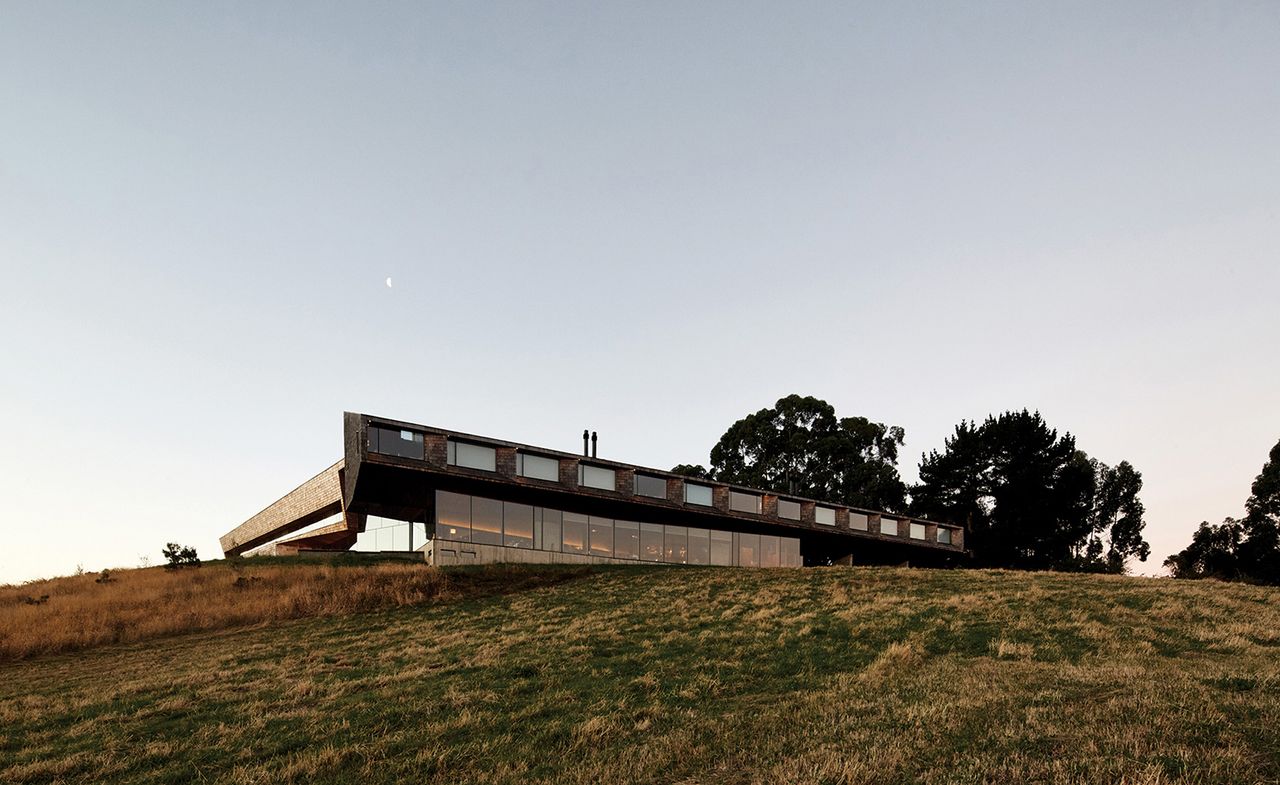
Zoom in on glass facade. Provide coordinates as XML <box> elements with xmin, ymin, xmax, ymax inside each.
<box><xmin>448</xmin><ymin>440</ymin><xmax>497</xmax><ymax>472</ymax></box>
<box><xmin>640</xmin><ymin>523</ymin><xmax>664</xmax><ymax>562</ymax></box>
<box><xmin>437</xmin><ymin>491</ymin><xmax>472</xmax><ymax>541</ymax></box>
<box><xmin>685</xmin><ymin>483</ymin><xmax>714</xmax><ymax>507</ymax></box>
<box><xmin>562</xmin><ymin>512</ymin><xmax>588</xmax><ymax>553</ymax></box>
<box><xmin>432</xmin><ymin>490</ymin><xmax>801</xmax><ymax>567</ymax></box>
<box><xmin>780</xmin><ymin>538</ymin><xmax>800</xmax><ymax>567</ymax></box>
<box><xmin>589</xmin><ymin>517</ymin><xmax>614</xmax><ymax>557</ymax></box>
<box><xmin>504</xmin><ymin>502</ymin><xmax>535</xmax><ymax>548</ymax></box>
<box><xmin>578</xmin><ymin>464</ymin><xmax>616</xmax><ymax>491</ymax></box>
<box><xmin>634</xmin><ymin>473</ymin><xmax>667</xmax><ymax>499</ymax></box>
<box><xmin>688</xmin><ymin>527</ymin><xmax>710</xmax><ymax>565</ymax></box>
<box><xmin>541</xmin><ymin>508</ymin><xmax>562</xmax><ymax>551</ymax></box>
<box><xmin>517</xmin><ymin>453</ymin><xmax>559</xmax><ymax>482</ymax></box>
<box><xmin>760</xmin><ymin>535</ymin><xmax>780</xmax><ymax>567</ymax></box>
<box><xmin>664</xmin><ymin>525</ymin><xmax>688</xmax><ymax>564</ymax></box>
<box><xmin>815</xmin><ymin>506</ymin><xmax>836</xmax><ymax>526</ymax></box>
<box><xmin>777</xmin><ymin>499</ymin><xmax>802</xmax><ymax>520</ymax></box>
<box><xmin>710</xmin><ymin>529</ymin><xmax>733</xmax><ymax>566</ymax></box>
<box><xmin>368</xmin><ymin>426</ymin><xmax>424</xmax><ymax>460</ymax></box>
<box><xmin>849</xmin><ymin>512</ymin><xmax>869</xmax><ymax>531</ymax></box>
<box><xmin>729</xmin><ymin>491</ymin><xmax>762</xmax><ymax>514</ymax></box>
<box><xmin>879</xmin><ymin>517</ymin><xmax>898</xmax><ymax>536</ymax></box>
<box><xmin>472</xmin><ymin>496</ymin><xmax>502</xmax><ymax>544</ymax></box>
<box><xmin>615</xmin><ymin>521</ymin><xmax>640</xmax><ymax>559</ymax></box>
<box><xmin>353</xmin><ymin>515</ymin><xmax>427</xmax><ymax>551</ymax></box>
<box><xmin>910</xmin><ymin>523</ymin><xmax>927</xmax><ymax>540</ymax></box>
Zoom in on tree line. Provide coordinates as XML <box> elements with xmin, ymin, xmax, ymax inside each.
<box><xmin>674</xmin><ymin>394</ymin><xmax>1279</xmax><ymax>581</ymax></box>
<box><xmin>1163</xmin><ymin>439</ymin><xmax>1280</xmax><ymax>584</ymax></box>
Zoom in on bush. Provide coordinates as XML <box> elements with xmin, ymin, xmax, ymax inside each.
<box><xmin>161</xmin><ymin>544</ymin><xmax>200</xmax><ymax>570</ymax></box>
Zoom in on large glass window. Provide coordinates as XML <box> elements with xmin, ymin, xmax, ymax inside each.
<box><xmin>780</xmin><ymin>538</ymin><xmax>800</xmax><ymax>567</ymax></box>
<box><xmin>937</xmin><ymin>527</ymin><xmax>953</xmax><ymax>545</ymax></box>
<box><xmin>517</xmin><ymin>453</ymin><xmax>559</xmax><ymax>482</ymax></box>
<box><xmin>910</xmin><ymin>522</ymin><xmax>927</xmax><ymax>540</ymax></box>
<box><xmin>634</xmin><ymin>474</ymin><xmax>667</xmax><ymax>499</ymax></box>
<box><xmin>729</xmin><ymin>491</ymin><xmax>761</xmax><ymax>514</ymax></box>
<box><xmin>710</xmin><ymin>530</ymin><xmax>733</xmax><ymax>566</ymax></box>
<box><xmin>737</xmin><ymin>533</ymin><xmax>760</xmax><ymax>567</ymax></box>
<box><xmin>354</xmin><ymin>515</ymin><xmax>418</xmax><ymax>551</ymax></box>
<box><xmin>504</xmin><ymin>502</ymin><xmax>535</xmax><ymax>548</ymax></box>
<box><xmin>664</xmin><ymin>526</ymin><xmax>688</xmax><ymax>564</ymax></box>
<box><xmin>615</xmin><ymin>521</ymin><xmax>640</xmax><ymax>559</ymax></box>
<box><xmin>435</xmin><ymin>491</ymin><xmax>860</xmax><ymax>567</ymax></box>
<box><xmin>578</xmin><ymin>464</ymin><xmax>616</xmax><ymax>491</ymax></box>
<box><xmin>562</xmin><ymin>512</ymin><xmax>588</xmax><ymax>553</ymax></box>
<box><xmin>448</xmin><ymin>440</ymin><xmax>496</xmax><ymax>472</ymax></box>
<box><xmin>589</xmin><ymin>517</ymin><xmax>614</xmax><ymax>557</ymax></box>
<box><xmin>687</xmin><ymin>528</ymin><xmax>710</xmax><ymax>565</ymax></box>
<box><xmin>685</xmin><ymin>483</ymin><xmax>714</xmax><ymax>507</ymax></box>
<box><xmin>368</xmin><ymin>426</ymin><xmax>424</xmax><ymax>460</ymax></box>
<box><xmin>815</xmin><ymin>506</ymin><xmax>836</xmax><ymax>526</ymax></box>
<box><xmin>436</xmin><ymin>491</ymin><xmax>471</xmax><ymax>542</ymax></box>
<box><xmin>879</xmin><ymin>517</ymin><xmax>898</xmax><ymax>536</ymax></box>
<box><xmin>849</xmin><ymin>513</ymin><xmax>869</xmax><ymax>531</ymax></box>
<box><xmin>777</xmin><ymin>499</ymin><xmax>802</xmax><ymax>520</ymax></box>
<box><xmin>760</xmin><ymin>535</ymin><xmax>780</xmax><ymax>568</ymax></box>
<box><xmin>640</xmin><ymin>523</ymin><xmax>664</xmax><ymax>562</ymax></box>
<box><xmin>471</xmin><ymin>497</ymin><xmax>503</xmax><ymax>545</ymax></box>
<box><xmin>541</xmin><ymin>508</ymin><xmax>562</xmax><ymax>552</ymax></box>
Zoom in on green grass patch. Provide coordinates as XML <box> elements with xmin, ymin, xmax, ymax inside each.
<box><xmin>2</xmin><ymin>565</ymin><xmax>1279</xmax><ymax>784</ymax></box>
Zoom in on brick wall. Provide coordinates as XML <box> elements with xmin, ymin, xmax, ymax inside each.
<box><xmin>712</xmin><ymin>486</ymin><xmax>730</xmax><ymax>513</ymax></box>
<box><xmin>425</xmin><ymin>434</ymin><xmax>448</xmax><ymax>467</ymax></box>
<box><xmin>220</xmin><ymin>460</ymin><xmax>344</xmax><ymax>556</ymax></box>
<box><xmin>666</xmin><ymin>477</ymin><xmax>685</xmax><ymax>504</ymax></box>
<box><xmin>762</xmin><ymin>494</ymin><xmax>779</xmax><ymax>518</ymax></box>
<box><xmin>558</xmin><ymin>457</ymin><xmax>579</xmax><ymax>489</ymax></box>
<box><xmin>496</xmin><ymin>447</ymin><xmax>517</xmax><ymax>478</ymax></box>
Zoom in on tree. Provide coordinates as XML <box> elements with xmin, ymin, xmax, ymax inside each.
<box><xmin>1164</xmin><ymin>519</ymin><xmax>1246</xmax><ymax>581</ymax></box>
<box><xmin>670</xmin><ymin>464</ymin><xmax>710</xmax><ymax>479</ymax></box>
<box><xmin>1166</xmin><ymin>437</ymin><xmax>1280</xmax><ymax>584</ymax></box>
<box><xmin>702</xmin><ymin>395</ymin><xmax>907</xmax><ymax>511</ymax></box>
<box><xmin>162</xmin><ymin>543</ymin><xmax>200</xmax><ymax>569</ymax></box>
<box><xmin>1239</xmin><ymin>438</ymin><xmax>1280</xmax><ymax>583</ymax></box>
<box><xmin>1088</xmin><ymin>460</ymin><xmax>1151</xmax><ymax>572</ymax></box>
<box><xmin>913</xmin><ymin>410</ymin><xmax>1150</xmax><ymax>572</ymax></box>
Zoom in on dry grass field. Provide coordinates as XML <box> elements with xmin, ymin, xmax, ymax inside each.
<box><xmin>2</xmin><ymin>563</ymin><xmax>1279</xmax><ymax>784</ymax></box>
<box><xmin>0</xmin><ymin>558</ymin><xmax>583</xmax><ymax>660</ymax></box>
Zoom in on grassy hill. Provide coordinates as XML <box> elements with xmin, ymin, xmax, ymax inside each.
<box><xmin>2</xmin><ymin>562</ymin><xmax>1278</xmax><ymax>784</ymax></box>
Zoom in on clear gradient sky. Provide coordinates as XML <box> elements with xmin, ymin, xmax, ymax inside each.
<box><xmin>2</xmin><ymin>2</ymin><xmax>1277</xmax><ymax>584</ymax></box>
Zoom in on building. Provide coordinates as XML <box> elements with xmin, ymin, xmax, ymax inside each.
<box><xmin>220</xmin><ymin>413</ymin><xmax>966</xmax><ymax>567</ymax></box>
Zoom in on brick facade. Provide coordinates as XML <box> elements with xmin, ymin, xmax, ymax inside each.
<box><xmin>220</xmin><ymin>460</ymin><xmax>344</xmax><ymax>556</ymax></box>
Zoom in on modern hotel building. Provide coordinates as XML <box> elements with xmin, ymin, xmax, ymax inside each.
<box><xmin>221</xmin><ymin>413</ymin><xmax>965</xmax><ymax>567</ymax></box>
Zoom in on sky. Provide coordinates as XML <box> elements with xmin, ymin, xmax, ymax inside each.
<box><xmin>1</xmin><ymin>2</ymin><xmax>1277</xmax><ymax>584</ymax></box>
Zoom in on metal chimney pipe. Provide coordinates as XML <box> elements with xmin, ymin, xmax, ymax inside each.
<box><xmin>582</xmin><ymin>429</ymin><xmax>590</xmax><ymax>457</ymax></box>
<box><xmin>591</xmin><ymin>431</ymin><xmax>598</xmax><ymax>458</ymax></box>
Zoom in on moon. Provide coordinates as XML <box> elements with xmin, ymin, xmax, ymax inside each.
<box><xmin>385</xmin><ymin>277</ymin><xmax>393</xmax><ymax>288</ymax></box>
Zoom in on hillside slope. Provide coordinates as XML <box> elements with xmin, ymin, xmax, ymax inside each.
<box><xmin>2</xmin><ymin>565</ymin><xmax>1278</xmax><ymax>785</ymax></box>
